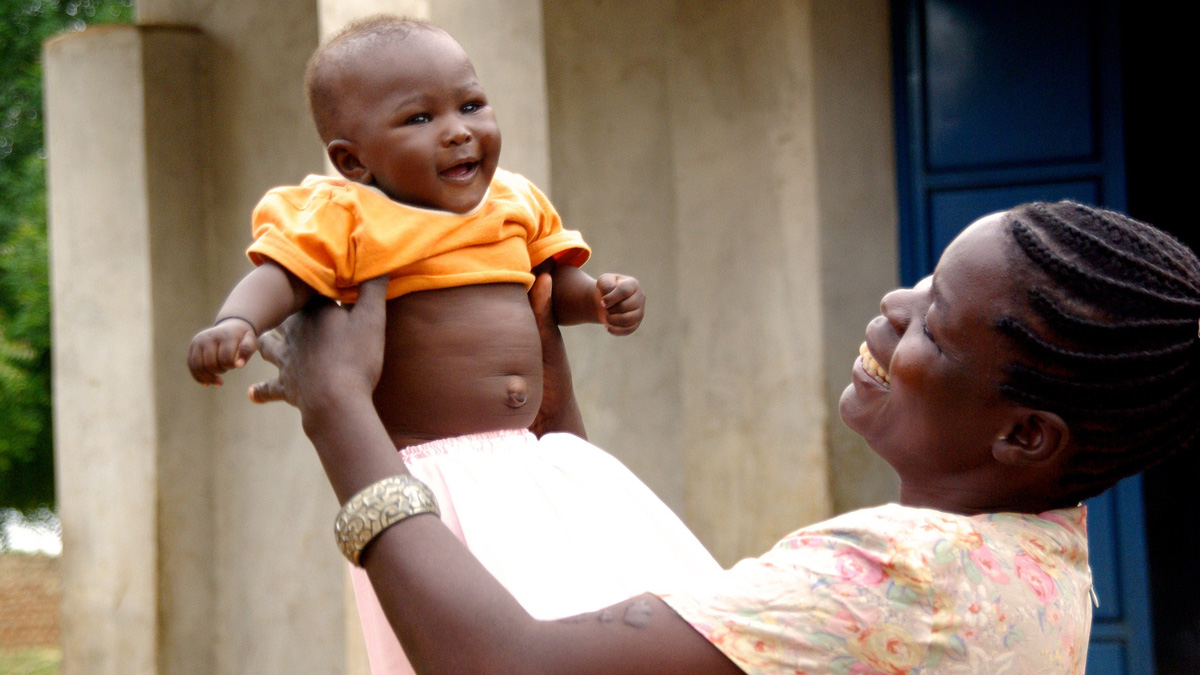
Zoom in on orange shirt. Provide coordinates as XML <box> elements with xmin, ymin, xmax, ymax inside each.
<box><xmin>247</xmin><ymin>169</ymin><xmax>590</xmax><ymax>303</ymax></box>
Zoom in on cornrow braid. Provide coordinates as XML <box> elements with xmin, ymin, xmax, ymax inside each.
<box><xmin>999</xmin><ymin>201</ymin><xmax>1200</xmax><ymax>503</ymax></box>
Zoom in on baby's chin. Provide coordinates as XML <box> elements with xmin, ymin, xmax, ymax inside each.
<box><xmin>438</xmin><ymin>188</ymin><xmax>488</xmax><ymax>215</ymax></box>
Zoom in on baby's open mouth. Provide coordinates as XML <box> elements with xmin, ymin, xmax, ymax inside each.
<box><xmin>441</xmin><ymin>161</ymin><xmax>478</xmax><ymax>179</ymax></box>
<box><xmin>859</xmin><ymin>342</ymin><xmax>890</xmax><ymax>385</ymax></box>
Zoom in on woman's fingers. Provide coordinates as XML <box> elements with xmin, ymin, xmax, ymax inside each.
<box><xmin>529</xmin><ymin>272</ymin><xmax>554</xmax><ymax>332</ymax></box>
<box><xmin>249</xmin><ymin>277</ymin><xmax>389</xmax><ymax>410</ymax></box>
<box><xmin>248</xmin><ymin>378</ymin><xmax>284</xmax><ymax>404</ymax></box>
<box><xmin>256</xmin><ymin>327</ymin><xmax>283</xmax><ymax>366</ymax></box>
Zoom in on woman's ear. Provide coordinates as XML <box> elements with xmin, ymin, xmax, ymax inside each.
<box><xmin>993</xmin><ymin>409</ymin><xmax>1070</xmax><ymax>467</ymax></box>
<box><xmin>327</xmin><ymin>140</ymin><xmax>371</xmax><ymax>182</ymax></box>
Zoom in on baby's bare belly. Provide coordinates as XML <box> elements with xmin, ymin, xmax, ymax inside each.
<box><xmin>372</xmin><ymin>284</ymin><xmax>542</xmax><ymax>449</ymax></box>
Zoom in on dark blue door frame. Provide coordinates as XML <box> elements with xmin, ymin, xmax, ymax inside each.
<box><xmin>890</xmin><ymin>1</ymin><xmax>1156</xmax><ymax>672</ymax></box>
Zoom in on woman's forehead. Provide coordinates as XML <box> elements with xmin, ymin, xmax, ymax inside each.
<box><xmin>932</xmin><ymin>212</ymin><xmax>1029</xmax><ymax>326</ymax></box>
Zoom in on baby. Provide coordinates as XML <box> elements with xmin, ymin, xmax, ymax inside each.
<box><xmin>188</xmin><ymin>17</ymin><xmax>641</xmax><ymax>445</ymax></box>
<box><xmin>187</xmin><ymin>15</ymin><xmax>719</xmax><ymax>675</ymax></box>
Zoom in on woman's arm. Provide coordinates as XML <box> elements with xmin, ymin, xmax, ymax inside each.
<box><xmin>527</xmin><ymin>273</ymin><xmax>587</xmax><ymax>439</ymax></box>
<box><xmin>252</xmin><ymin>276</ymin><xmax>740</xmax><ymax>675</ymax></box>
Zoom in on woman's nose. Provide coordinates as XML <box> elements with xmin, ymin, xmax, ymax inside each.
<box><xmin>880</xmin><ymin>285</ymin><xmax>925</xmax><ymax>333</ymax></box>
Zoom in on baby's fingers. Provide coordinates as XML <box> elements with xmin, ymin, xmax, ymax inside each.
<box><xmin>188</xmin><ymin>338</ymin><xmax>224</xmax><ymax>386</ymax></box>
<box><xmin>604</xmin><ymin>307</ymin><xmax>644</xmax><ymax>335</ymax></box>
<box><xmin>597</xmin><ymin>273</ymin><xmax>640</xmax><ymax>308</ymax></box>
<box><xmin>215</xmin><ymin>330</ymin><xmax>254</xmax><ymax>371</ymax></box>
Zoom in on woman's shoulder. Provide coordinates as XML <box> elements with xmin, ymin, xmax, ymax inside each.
<box><xmin>766</xmin><ymin>504</ymin><xmax>1088</xmax><ymax>590</ymax></box>
<box><xmin>776</xmin><ymin>504</ymin><xmax>976</xmax><ymax>552</ymax></box>
<box><xmin>782</xmin><ymin>503</ymin><xmax>1086</xmax><ymax>550</ymax></box>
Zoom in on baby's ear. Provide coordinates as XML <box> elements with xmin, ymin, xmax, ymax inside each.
<box><xmin>993</xmin><ymin>409</ymin><xmax>1070</xmax><ymax>467</ymax></box>
<box><xmin>327</xmin><ymin>140</ymin><xmax>371</xmax><ymax>182</ymax></box>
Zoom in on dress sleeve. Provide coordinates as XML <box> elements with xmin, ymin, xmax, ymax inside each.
<box><xmin>246</xmin><ymin>182</ymin><xmax>359</xmax><ymax>302</ymax></box>
<box><xmin>517</xmin><ymin>177</ymin><xmax>591</xmax><ymax>268</ymax></box>
<box><xmin>655</xmin><ymin>527</ymin><xmax>935</xmax><ymax>675</ymax></box>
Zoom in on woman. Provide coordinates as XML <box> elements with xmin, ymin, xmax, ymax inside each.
<box><xmin>252</xmin><ymin>202</ymin><xmax>1200</xmax><ymax>674</ymax></box>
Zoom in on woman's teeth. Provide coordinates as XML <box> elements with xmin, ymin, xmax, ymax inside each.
<box><xmin>859</xmin><ymin>342</ymin><xmax>890</xmax><ymax>385</ymax></box>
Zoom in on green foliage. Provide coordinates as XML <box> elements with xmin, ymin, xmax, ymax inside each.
<box><xmin>0</xmin><ymin>647</ymin><xmax>62</xmax><ymax>675</ymax></box>
<box><xmin>0</xmin><ymin>0</ymin><xmax>133</xmax><ymax>512</ymax></box>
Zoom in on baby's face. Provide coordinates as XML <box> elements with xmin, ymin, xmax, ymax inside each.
<box><xmin>338</xmin><ymin>31</ymin><xmax>500</xmax><ymax>213</ymax></box>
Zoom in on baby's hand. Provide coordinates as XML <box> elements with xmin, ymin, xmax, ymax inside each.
<box><xmin>596</xmin><ymin>273</ymin><xmax>644</xmax><ymax>336</ymax></box>
<box><xmin>188</xmin><ymin>318</ymin><xmax>259</xmax><ymax>386</ymax></box>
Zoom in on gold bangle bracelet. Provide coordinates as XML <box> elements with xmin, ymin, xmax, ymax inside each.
<box><xmin>334</xmin><ymin>474</ymin><xmax>440</xmax><ymax>566</ymax></box>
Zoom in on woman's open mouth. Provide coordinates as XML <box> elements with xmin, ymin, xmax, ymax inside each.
<box><xmin>859</xmin><ymin>342</ymin><xmax>890</xmax><ymax>386</ymax></box>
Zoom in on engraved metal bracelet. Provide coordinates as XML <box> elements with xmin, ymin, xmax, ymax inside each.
<box><xmin>334</xmin><ymin>474</ymin><xmax>440</xmax><ymax>566</ymax></box>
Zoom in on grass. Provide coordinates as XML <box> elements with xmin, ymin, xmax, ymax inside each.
<box><xmin>0</xmin><ymin>648</ymin><xmax>61</xmax><ymax>675</ymax></box>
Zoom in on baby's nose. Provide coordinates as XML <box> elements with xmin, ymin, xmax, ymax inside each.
<box><xmin>443</xmin><ymin>122</ymin><xmax>472</xmax><ymax>145</ymax></box>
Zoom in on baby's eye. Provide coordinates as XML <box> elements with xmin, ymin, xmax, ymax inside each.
<box><xmin>461</xmin><ymin>102</ymin><xmax>483</xmax><ymax>114</ymax></box>
<box><xmin>404</xmin><ymin>113</ymin><xmax>431</xmax><ymax>125</ymax></box>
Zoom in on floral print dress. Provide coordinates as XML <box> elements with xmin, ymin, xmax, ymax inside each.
<box><xmin>657</xmin><ymin>504</ymin><xmax>1092</xmax><ymax>675</ymax></box>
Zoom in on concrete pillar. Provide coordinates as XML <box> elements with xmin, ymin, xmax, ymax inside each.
<box><xmin>545</xmin><ymin>0</ymin><xmax>839</xmax><ymax>564</ymax></box>
<box><xmin>45</xmin><ymin>25</ymin><xmax>213</xmax><ymax>675</ymax></box>
<box><xmin>544</xmin><ymin>0</ymin><xmax>900</xmax><ymax>564</ymax></box>
<box><xmin>668</xmin><ymin>0</ymin><xmax>832</xmax><ymax>562</ymax></box>
<box><xmin>811</xmin><ymin>1</ymin><xmax>901</xmax><ymax>512</ymax></box>
<box><xmin>543</xmin><ymin>0</ymin><xmax>687</xmax><ymax>509</ymax></box>
<box><xmin>48</xmin><ymin>6</ymin><xmax>347</xmax><ymax>674</ymax></box>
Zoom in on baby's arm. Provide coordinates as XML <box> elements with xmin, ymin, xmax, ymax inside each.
<box><xmin>548</xmin><ymin>263</ymin><xmax>644</xmax><ymax>336</ymax></box>
<box><xmin>188</xmin><ymin>260</ymin><xmax>315</xmax><ymax>386</ymax></box>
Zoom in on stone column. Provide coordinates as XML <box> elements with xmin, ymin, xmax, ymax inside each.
<box><xmin>544</xmin><ymin>0</ymin><xmax>839</xmax><ymax>564</ymax></box>
<box><xmin>667</xmin><ymin>0</ymin><xmax>832</xmax><ymax>562</ymax></box>
<box><xmin>543</xmin><ymin>0</ymin><xmax>900</xmax><ymax>564</ymax></box>
<box><xmin>45</xmin><ymin>25</ymin><xmax>214</xmax><ymax>675</ymax></box>
<box><xmin>810</xmin><ymin>0</ymin><xmax>901</xmax><ymax>512</ymax></box>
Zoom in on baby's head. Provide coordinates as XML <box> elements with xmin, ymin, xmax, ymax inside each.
<box><xmin>305</xmin><ymin>16</ymin><xmax>500</xmax><ymax>213</ymax></box>
<box><xmin>995</xmin><ymin>202</ymin><xmax>1200</xmax><ymax>502</ymax></box>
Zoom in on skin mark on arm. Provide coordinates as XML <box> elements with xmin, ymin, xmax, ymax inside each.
<box><xmin>555</xmin><ymin>608</ymin><xmax>614</xmax><ymax>624</ymax></box>
<box><xmin>623</xmin><ymin>599</ymin><xmax>652</xmax><ymax>628</ymax></box>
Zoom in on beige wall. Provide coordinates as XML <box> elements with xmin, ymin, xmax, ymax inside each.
<box><xmin>46</xmin><ymin>0</ymin><xmax>898</xmax><ymax>670</ymax></box>
<box><xmin>543</xmin><ymin>0</ymin><xmax>897</xmax><ymax>563</ymax></box>
<box><xmin>811</xmin><ymin>2</ymin><xmax>902</xmax><ymax>511</ymax></box>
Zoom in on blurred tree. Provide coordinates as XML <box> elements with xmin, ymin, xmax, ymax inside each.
<box><xmin>0</xmin><ymin>0</ymin><xmax>134</xmax><ymax>516</ymax></box>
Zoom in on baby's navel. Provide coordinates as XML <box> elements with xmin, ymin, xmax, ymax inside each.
<box><xmin>505</xmin><ymin>377</ymin><xmax>529</xmax><ymax>408</ymax></box>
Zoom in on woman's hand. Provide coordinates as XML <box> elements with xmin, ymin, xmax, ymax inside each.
<box><xmin>250</xmin><ymin>276</ymin><xmax>388</xmax><ymax>428</ymax></box>
<box><xmin>248</xmin><ymin>275</ymin><xmax>401</xmax><ymax>503</ymax></box>
<box><xmin>528</xmin><ymin>272</ymin><xmax>588</xmax><ymax>439</ymax></box>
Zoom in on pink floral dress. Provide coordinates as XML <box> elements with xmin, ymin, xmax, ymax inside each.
<box><xmin>657</xmin><ymin>504</ymin><xmax>1092</xmax><ymax>674</ymax></box>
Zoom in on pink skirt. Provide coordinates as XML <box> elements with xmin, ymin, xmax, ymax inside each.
<box><xmin>349</xmin><ymin>429</ymin><xmax>720</xmax><ymax>674</ymax></box>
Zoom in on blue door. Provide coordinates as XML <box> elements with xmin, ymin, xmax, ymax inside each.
<box><xmin>891</xmin><ymin>1</ymin><xmax>1156</xmax><ymax>672</ymax></box>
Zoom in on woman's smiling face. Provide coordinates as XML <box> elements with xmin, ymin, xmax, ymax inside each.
<box><xmin>839</xmin><ymin>212</ymin><xmax>1032</xmax><ymax>495</ymax></box>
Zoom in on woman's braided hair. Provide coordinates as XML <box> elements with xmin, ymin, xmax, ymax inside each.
<box><xmin>998</xmin><ymin>201</ymin><xmax>1200</xmax><ymax>502</ymax></box>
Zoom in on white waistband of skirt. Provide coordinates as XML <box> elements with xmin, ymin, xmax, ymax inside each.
<box><xmin>398</xmin><ymin>428</ymin><xmax>536</xmax><ymax>463</ymax></box>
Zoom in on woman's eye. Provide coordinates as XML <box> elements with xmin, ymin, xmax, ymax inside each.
<box><xmin>921</xmin><ymin>319</ymin><xmax>935</xmax><ymax>342</ymax></box>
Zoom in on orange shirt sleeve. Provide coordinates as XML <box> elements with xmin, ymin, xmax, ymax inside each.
<box><xmin>246</xmin><ymin>179</ymin><xmax>360</xmax><ymax>302</ymax></box>
<box><xmin>508</xmin><ymin>174</ymin><xmax>590</xmax><ymax>268</ymax></box>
